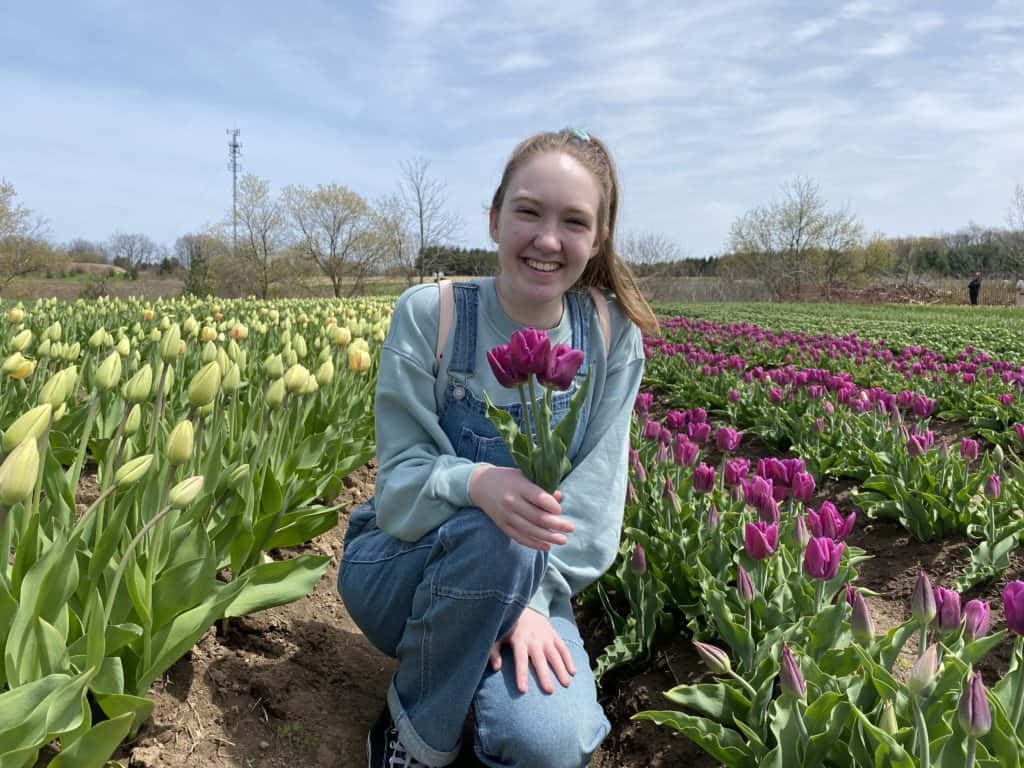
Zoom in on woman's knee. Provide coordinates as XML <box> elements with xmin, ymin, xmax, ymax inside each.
<box><xmin>477</xmin><ymin>702</ymin><xmax>608</xmax><ymax>768</ymax></box>
<box><xmin>436</xmin><ymin>508</ymin><xmax>547</xmax><ymax>598</ymax></box>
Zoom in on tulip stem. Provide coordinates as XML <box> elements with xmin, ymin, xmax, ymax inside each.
<box><xmin>965</xmin><ymin>736</ymin><xmax>977</xmax><ymax>768</ymax></box>
<box><xmin>917</xmin><ymin>623</ymin><xmax>929</xmax><ymax>661</ymax></box>
<box><xmin>104</xmin><ymin>502</ymin><xmax>173</xmax><ymax>625</ymax></box>
<box><xmin>1011</xmin><ymin>637</ymin><xmax>1024</xmax><ymax>731</ymax></box>
<box><xmin>67</xmin><ymin>391</ymin><xmax>101</xmax><ymax>492</ymax></box>
<box><xmin>727</xmin><ymin>670</ymin><xmax>758</xmax><ymax>700</ymax></box>
<box><xmin>911</xmin><ymin>696</ymin><xmax>930</xmax><ymax>768</ymax></box>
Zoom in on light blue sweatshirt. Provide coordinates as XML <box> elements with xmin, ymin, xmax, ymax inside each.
<box><xmin>373</xmin><ymin>277</ymin><xmax>645</xmax><ymax>615</ymax></box>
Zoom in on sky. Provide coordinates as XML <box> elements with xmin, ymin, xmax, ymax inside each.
<box><xmin>2</xmin><ymin>0</ymin><xmax>1023</xmax><ymax>259</ymax></box>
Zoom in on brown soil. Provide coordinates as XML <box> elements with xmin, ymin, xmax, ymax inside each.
<box><xmin>96</xmin><ymin>462</ymin><xmax>1020</xmax><ymax>768</ymax></box>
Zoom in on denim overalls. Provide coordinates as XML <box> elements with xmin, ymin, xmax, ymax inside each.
<box><xmin>339</xmin><ymin>283</ymin><xmax>610</xmax><ymax>768</ymax></box>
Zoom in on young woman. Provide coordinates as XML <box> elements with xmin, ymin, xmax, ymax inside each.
<box><xmin>339</xmin><ymin>128</ymin><xmax>659</xmax><ymax>768</ymax></box>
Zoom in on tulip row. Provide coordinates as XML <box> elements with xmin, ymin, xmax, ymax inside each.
<box><xmin>0</xmin><ymin>295</ymin><xmax>388</xmax><ymax>767</ymax></box>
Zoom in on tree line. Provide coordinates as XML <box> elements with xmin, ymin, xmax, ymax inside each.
<box><xmin>2</xmin><ymin>170</ymin><xmax>1022</xmax><ymax>302</ymax></box>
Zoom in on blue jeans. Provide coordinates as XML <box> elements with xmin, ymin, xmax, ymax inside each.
<box><xmin>339</xmin><ymin>502</ymin><xmax>610</xmax><ymax>767</ymax></box>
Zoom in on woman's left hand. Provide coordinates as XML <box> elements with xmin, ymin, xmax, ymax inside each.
<box><xmin>488</xmin><ymin>607</ymin><xmax>576</xmax><ymax>694</ymax></box>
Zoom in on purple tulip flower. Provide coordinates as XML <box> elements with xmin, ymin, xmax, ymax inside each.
<box><xmin>744</xmin><ymin>521</ymin><xmax>778</xmax><ymax>560</ymax></box>
<box><xmin>539</xmin><ymin>343</ymin><xmax>583</xmax><ymax>390</ymax></box>
<box><xmin>963</xmin><ymin>599</ymin><xmax>990</xmax><ymax>641</ymax></box>
<box><xmin>673</xmin><ymin>434</ymin><xmax>699</xmax><ymax>467</ymax></box>
<box><xmin>934</xmin><ymin>586</ymin><xmax>962</xmax><ymax>633</ymax></box>
<box><xmin>715</xmin><ymin>426</ymin><xmax>743</xmax><ymax>452</ymax></box>
<box><xmin>806</xmin><ymin>501</ymin><xmax>856</xmax><ymax>541</ymax></box>
<box><xmin>486</xmin><ymin>344</ymin><xmax>527</xmax><ymax>387</ymax></box>
<box><xmin>693</xmin><ymin>463</ymin><xmax>716</xmax><ymax>493</ymax></box>
<box><xmin>1004</xmin><ymin>581</ymin><xmax>1024</xmax><ymax>635</ymax></box>
<box><xmin>985</xmin><ymin>474</ymin><xmax>1001</xmax><ymax>500</ymax></box>
<box><xmin>959</xmin><ymin>437</ymin><xmax>980</xmax><ymax>461</ymax></box>
<box><xmin>724</xmin><ymin>457</ymin><xmax>750</xmax><ymax>487</ymax></box>
<box><xmin>508</xmin><ymin>327</ymin><xmax>551</xmax><ymax>375</ymax></box>
<box><xmin>790</xmin><ymin>471</ymin><xmax>816</xmax><ymax>503</ymax></box>
<box><xmin>958</xmin><ymin>671</ymin><xmax>992</xmax><ymax>737</ymax></box>
<box><xmin>629</xmin><ymin>542</ymin><xmax>647</xmax><ymax>575</ymax></box>
<box><xmin>1015</xmin><ymin>422</ymin><xmax>1024</xmax><ymax>445</ymax></box>
<box><xmin>804</xmin><ymin>536</ymin><xmax>845</xmax><ymax>581</ymax></box>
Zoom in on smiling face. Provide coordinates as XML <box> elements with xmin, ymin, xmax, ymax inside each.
<box><xmin>490</xmin><ymin>151</ymin><xmax>607</xmax><ymax>328</ymax></box>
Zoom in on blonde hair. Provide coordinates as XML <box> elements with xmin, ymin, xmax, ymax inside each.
<box><xmin>490</xmin><ymin>130</ymin><xmax>659</xmax><ymax>336</ymax></box>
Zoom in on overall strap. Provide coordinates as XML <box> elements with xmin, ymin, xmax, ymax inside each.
<box><xmin>447</xmin><ymin>283</ymin><xmax>479</xmax><ymax>374</ymax></box>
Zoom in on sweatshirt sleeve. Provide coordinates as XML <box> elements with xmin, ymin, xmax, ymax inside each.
<box><xmin>372</xmin><ymin>285</ymin><xmax>478</xmax><ymax>541</ymax></box>
<box><xmin>528</xmin><ymin>304</ymin><xmax>645</xmax><ymax>616</ymax></box>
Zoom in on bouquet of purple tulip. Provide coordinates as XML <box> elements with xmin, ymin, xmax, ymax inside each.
<box><xmin>486</xmin><ymin>327</ymin><xmax>589</xmax><ymax>493</ymax></box>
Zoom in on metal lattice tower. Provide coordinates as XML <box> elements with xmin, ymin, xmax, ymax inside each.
<box><xmin>226</xmin><ymin>128</ymin><xmax>242</xmax><ymax>253</ymax></box>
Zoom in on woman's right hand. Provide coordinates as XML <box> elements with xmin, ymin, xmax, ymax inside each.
<box><xmin>468</xmin><ymin>465</ymin><xmax>573</xmax><ymax>551</ymax></box>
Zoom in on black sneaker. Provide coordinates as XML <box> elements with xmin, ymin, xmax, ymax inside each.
<box><xmin>367</xmin><ymin>706</ymin><xmax>433</xmax><ymax>767</ymax></box>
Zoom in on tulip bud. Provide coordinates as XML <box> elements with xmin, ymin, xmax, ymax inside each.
<box><xmin>36</xmin><ymin>339</ymin><xmax>51</xmax><ymax>359</ymax></box>
<box><xmin>201</xmin><ymin>340</ymin><xmax>218</xmax><ymax>364</ymax></box>
<box><xmin>283</xmin><ymin>363</ymin><xmax>310</xmax><ymax>394</ymax></box>
<box><xmin>160</xmin><ymin>323</ymin><xmax>182</xmax><ymax>363</ymax></box>
<box><xmin>792</xmin><ymin>514</ymin><xmax>810</xmax><ymax>550</ymax></box>
<box><xmin>168</xmin><ymin>476</ymin><xmax>204</xmax><ymax>507</ymax></box>
<box><xmin>1003</xmin><ymin>581</ymin><xmax>1024</xmax><ymax>636</ymax></box>
<box><xmin>166</xmin><ymin>420</ymin><xmax>194</xmax><ymax>466</ymax></box>
<box><xmin>906</xmin><ymin>644</ymin><xmax>939</xmax><ymax>695</ymax></box>
<box><xmin>934</xmin><ymin>586</ymin><xmax>962</xmax><ymax>633</ymax></box>
<box><xmin>221</xmin><ymin>362</ymin><xmax>241</xmax><ymax>393</ymax></box>
<box><xmin>264</xmin><ymin>353</ymin><xmax>284</xmax><ymax>379</ymax></box>
<box><xmin>348</xmin><ymin>347</ymin><xmax>371</xmax><ymax>373</ymax></box>
<box><xmin>2</xmin><ymin>404</ymin><xmax>52</xmax><ymax>452</ymax></box>
<box><xmin>963</xmin><ymin>599</ymin><xmax>990</xmax><ymax>641</ymax></box>
<box><xmin>114</xmin><ymin>454</ymin><xmax>154</xmax><ymax>486</ymax></box>
<box><xmin>183</xmin><ymin>315</ymin><xmax>199</xmax><ymax>336</ymax></box>
<box><xmin>267</xmin><ymin>377</ymin><xmax>286</xmax><ymax>409</ymax></box>
<box><xmin>65</xmin><ymin>342</ymin><xmax>80</xmax><ymax>361</ymax></box>
<box><xmin>911</xmin><ymin>571</ymin><xmax>936</xmax><ymax>625</ymax></box>
<box><xmin>38</xmin><ymin>369</ymin><xmax>70</xmax><ymax>407</ymax></box>
<box><xmin>629</xmin><ymin>543</ymin><xmax>647</xmax><ymax>575</ymax></box>
<box><xmin>227</xmin><ymin>463</ymin><xmax>250</xmax><ymax>489</ymax></box>
<box><xmin>124</xmin><ymin>364</ymin><xmax>153</xmax><ymax>403</ymax></box>
<box><xmin>694</xmin><ymin>641</ymin><xmax>732</xmax><ymax>675</ymax></box>
<box><xmin>6</xmin><ymin>306</ymin><xmax>25</xmax><ymax>323</ymax></box>
<box><xmin>851</xmin><ymin>592</ymin><xmax>876</xmax><ymax>645</ymax></box>
<box><xmin>2</xmin><ymin>352</ymin><xmax>27</xmax><ymax>374</ymax></box>
<box><xmin>332</xmin><ymin>326</ymin><xmax>351</xmax><ymax>347</ymax></box>
<box><xmin>11</xmin><ymin>328</ymin><xmax>32</xmax><ymax>352</ymax></box>
<box><xmin>124</xmin><ymin>403</ymin><xmax>142</xmax><ymax>436</ymax></box>
<box><xmin>780</xmin><ymin>646</ymin><xmax>806</xmax><ymax>700</ymax></box>
<box><xmin>984</xmin><ymin>474</ymin><xmax>1001</xmax><ymax>500</ymax></box>
<box><xmin>0</xmin><ymin>438</ymin><xmax>40</xmax><ymax>505</ymax></box>
<box><xmin>115</xmin><ymin>336</ymin><xmax>130</xmax><ymax>357</ymax></box>
<box><xmin>88</xmin><ymin>328</ymin><xmax>106</xmax><ymax>349</ymax></box>
<box><xmin>44</xmin><ymin>321</ymin><xmax>61</xmax><ymax>341</ymax></box>
<box><xmin>706</xmin><ymin>503</ymin><xmax>720</xmax><ymax>531</ymax></box>
<box><xmin>736</xmin><ymin>565</ymin><xmax>755</xmax><ymax>604</ymax></box>
<box><xmin>188</xmin><ymin>361</ymin><xmax>222</xmax><ymax>408</ymax></box>
<box><xmin>95</xmin><ymin>351</ymin><xmax>122</xmax><ymax>391</ymax></box>
<box><xmin>294</xmin><ymin>334</ymin><xmax>307</xmax><ymax>359</ymax></box>
<box><xmin>878</xmin><ymin>700</ymin><xmax>899</xmax><ymax>735</ymax></box>
<box><xmin>992</xmin><ymin>444</ymin><xmax>1005</xmax><ymax>464</ymax></box>
<box><xmin>957</xmin><ymin>671</ymin><xmax>991</xmax><ymax>737</ymax></box>
<box><xmin>199</xmin><ymin>325</ymin><xmax>217</xmax><ymax>343</ymax></box>
<box><xmin>230</xmin><ymin>323</ymin><xmax>248</xmax><ymax>341</ymax></box>
<box><xmin>316</xmin><ymin>360</ymin><xmax>334</xmax><ymax>387</ymax></box>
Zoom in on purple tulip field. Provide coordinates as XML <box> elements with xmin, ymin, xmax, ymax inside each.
<box><xmin>588</xmin><ymin>304</ymin><xmax>1024</xmax><ymax>767</ymax></box>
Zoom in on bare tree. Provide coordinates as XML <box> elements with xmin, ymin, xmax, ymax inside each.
<box><xmin>371</xmin><ymin>193</ymin><xmax>416</xmax><ymax>284</ymax></box>
<box><xmin>283</xmin><ymin>183</ymin><xmax>376</xmax><ymax>298</ymax></box>
<box><xmin>234</xmin><ymin>174</ymin><xmax>288</xmax><ymax>299</ymax></box>
<box><xmin>813</xmin><ymin>206</ymin><xmax>864</xmax><ymax>299</ymax></box>
<box><xmin>108</xmin><ymin>232</ymin><xmax>158</xmax><ymax>274</ymax></box>
<box><xmin>66</xmin><ymin>238</ymin><xmax>107</xmax><ymax>264</ymax></box>
<box><xmin>1004</xmin><ymin>183</ymin><xmax>1024</xmax><ymax>273</ymax></box>
<box><xmin>175</xmin><ymin>231</ymin><xmax>227</xmax><ymax>295</ymax></box>
<box><xmin>729</xmin><ymin>177</ymin><xmax>835</xmax><ymax>300</ymax></box>
<box><xmin>619</xmin><ymin>231</ymin><xmax>684</xmax><ymax>266</ymax></box>
<box><xmin>399</xmin><ymin>157</ymin><xmax>462</xmax><ymax>282</ymax></box>
<box><xmin>0</xmin><ymin>179</ymin><xmax>51</xmax><ymax>292</ymax></box>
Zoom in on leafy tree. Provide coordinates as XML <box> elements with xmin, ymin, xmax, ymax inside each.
<box><xmin>0</xmin><ymin>179</ymin><xmax>51</xmax><ymax>292</ymax></box>
<box><xmin>283</xmin><ymin>183</ymin><xmax>375</xmax><ymax>298</ymax></box>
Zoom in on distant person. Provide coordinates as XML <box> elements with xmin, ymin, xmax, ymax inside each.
<box><xmin>968</xmin><ymin>272</ymin><xmax>982</xmax><ymax>306</ymax></box>
<box><xmin>1017</xmin><ymin>275</ymin><xmax>1024</xmax><ymax>307</ymax></box>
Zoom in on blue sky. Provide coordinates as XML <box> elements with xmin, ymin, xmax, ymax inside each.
<box><xmin>2</xmin><ymin>0</ymin><xmax>1022</xmax><ymax>258</ymax></box>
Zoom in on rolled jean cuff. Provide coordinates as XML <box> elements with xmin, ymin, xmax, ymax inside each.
<box><xmin>388</xmin><ymin>680</ymin><xmax>461</xmax><ymax>767</ymax></box>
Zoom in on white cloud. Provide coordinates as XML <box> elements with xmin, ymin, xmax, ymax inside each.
<box><xmin>863</xmin><ymin>32</ymin><xmax>911</xmax><ymax>57</ymax></box>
